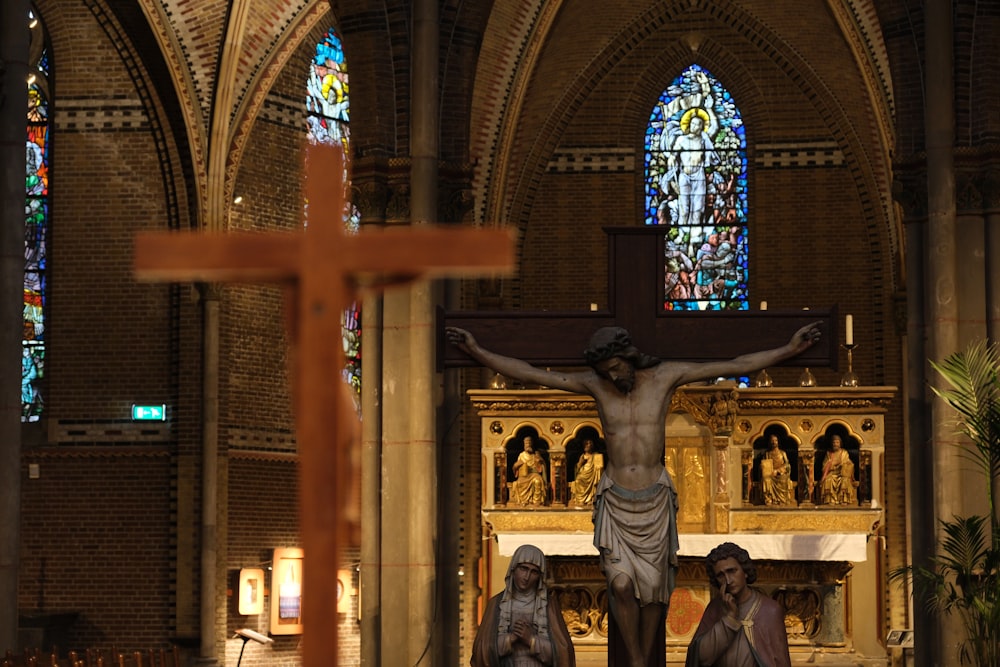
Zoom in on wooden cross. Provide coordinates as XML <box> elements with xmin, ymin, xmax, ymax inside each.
<box><xmin>441</xmin><ymin>225</ymin><xmax>837</xmax><ymax>369</ymax></box>
<box><xmin>133</xmin><ymin>144</ymin><xmax>514</xmax><ymax>667</ymax></box>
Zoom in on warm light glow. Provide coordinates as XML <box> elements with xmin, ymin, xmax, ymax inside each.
<box><xmin>233</xmin><ymin>195</ymin><xmax>243</xmax><ymax>205</ymax></box>
<box><xmin>237</xmin><ymin>568</ymin><xmax>265</xmax><ymax>615</ymax></box>
<box><xmin>760</xmin><ymin>300</ymin><xmax>767</xmax><ymax>311</ymax></box>
<box><xmin>270</xmin><ymin>548</ymin><xmax>304</xmax><ymax>634</ymax></box>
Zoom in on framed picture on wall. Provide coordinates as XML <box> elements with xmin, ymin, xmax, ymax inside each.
<box><xmin>336</xmin><ymin>568</ymin><xmax>356</xmax><ymax>614</ymax></box>
<box><xmin>238</xmin><ymin>568</ymin><xmax>265</xmax><ymax>615</ymax></box>
<box><xmin>270</xmin><ymin>548</ymin><xmax>304</xmax><ymax>635</ymax></box>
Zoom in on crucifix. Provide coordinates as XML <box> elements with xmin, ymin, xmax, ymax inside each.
<box><xmin>441</xmin><ymin>224</ymin><xmax>836</xmax><ymax>369</ymax></box>
<box><xmin>442</xmin><ymin>226</ymin><xmax>835</xmax><ymax>667</ymax></box>
<box><xmin>133</xmin><ymin>144</ymin><xmax>514</xmax><ymax>667</ymax></box>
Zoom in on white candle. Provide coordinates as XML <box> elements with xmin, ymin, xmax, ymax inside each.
<box><xmin>760</xmin><ymin>301</ymin><xmax>767</xmax><ymax>311</ymax></box>
<box><xmin>845</xmin><ymin>314</ymin><xmax>854</xmax><ymax>346</ymax></box>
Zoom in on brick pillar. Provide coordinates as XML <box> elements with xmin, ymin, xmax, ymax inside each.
<box><xmin>0</xmin><ymin>0</ymin><xmax>30</xmax><ymax>652</ymax></box>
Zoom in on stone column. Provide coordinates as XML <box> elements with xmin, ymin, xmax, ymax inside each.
<box><xmin>923</xmin><ymin>0</ymin><xmax>960</xmax><ymax>663</ymax></box>
<box><xmin>360</xmin><ymin>289</ymin><xmax>383</xmax><ymax>667</ymax></box>
<box><xmin>354</xmin><ymin>169</ymin><xmax>388</xmax><ymax>667</ymax></box>
<box><xmin>379</xmin><ymin>0</ymin><xmax>442</xmax><ymax>664</ymax></box>
<box><xmin>988</xmin><ymin>211</ymin><xmax>1000</xmax><ymax>526</ymax></box>
<box><xmin>195</xmin><ymin>284</ymin><xmax>221</xmax><ymax>666</ymax></box>
<box><xmin>988</xmin><ymin>211</ymin><xmax>1000</xmax><ymax>344</ymax></box>
<box><xmin>0</xmin><ymin>0</ymin><xmax>29</xmax><ymax>651</ymax></box>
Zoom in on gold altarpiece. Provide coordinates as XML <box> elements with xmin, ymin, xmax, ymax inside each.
<box><xmin>472</xmin><ymin>385</ymin><xmax>893</xmax><ymax>666</ymax></box>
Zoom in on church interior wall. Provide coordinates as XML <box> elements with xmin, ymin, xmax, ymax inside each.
<box><xmin>16</xmin><ymin>3</ymin><xmax>197</xmax><ymax>652</ymax></box>
<box><xmin>18</xmin><ymin>450</ymin><xmax>176</xmax><ymax>648</ymax></box>
<box><xmin>15</xmin><ymin>0</ymin><xmax>989</xmax><ymax>664</ymax></box>
<box><xmin>223</xmin><ymin>455</ymin><xmax>359</xmax><ymax>667</ymax></box>
<box><xmin>48</xmin><ymin>115</ymin><xmax>177</xmax><ymax>422</ymax></box>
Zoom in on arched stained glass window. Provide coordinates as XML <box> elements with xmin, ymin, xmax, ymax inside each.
<box><xmin>644</xmin><ymin>64</ymin><xmax>748</xmax><ymax>312</ymax></box>
<box><xmin>305</xmin><ymin>27</ymin><xmax>362</xmax><ymax>409</ymax></box>
<box><xmin>24</xmin><ymin>6</ymin><xmax>49</xmax><ymax>422</ymax></box>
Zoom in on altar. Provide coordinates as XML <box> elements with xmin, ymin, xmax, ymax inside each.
<box><xmin>471</xmin><ymin>385</ymin><xmax>894</xmax><ymax>666</ymax></box>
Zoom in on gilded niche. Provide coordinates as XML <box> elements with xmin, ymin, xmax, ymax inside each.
<box><xmin>744</xmin><ymin>424</ymin><xmax>871</xmax><ymax>508</ymax></box>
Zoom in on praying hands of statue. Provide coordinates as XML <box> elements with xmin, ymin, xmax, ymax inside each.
<box><xmin>512</xmin><ymin>618</ymin><xmax>536</xmax><ymax>646</ymax></box>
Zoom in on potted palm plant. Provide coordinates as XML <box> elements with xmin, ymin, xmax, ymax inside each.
<box><xmin>891</xmin><ymin>341</ymin><xmax>1000</xmax><ymax>665</ymax></box>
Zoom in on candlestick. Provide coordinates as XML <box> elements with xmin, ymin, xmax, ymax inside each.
<box><xmin>841</xmin><ymin>343</ymin><xmax>859</xmax><ymax>387</ymax></box>
<box><xmin>845</xmin><ymin>314</ymin><xmax>854</xmax><ymax>346</ymax></box>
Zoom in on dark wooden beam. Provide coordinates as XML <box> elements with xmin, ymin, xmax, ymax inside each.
<box><xmin>441</xmin><ymin>226</ymin><xmax>837</xmax><ymax>369</ymax></box>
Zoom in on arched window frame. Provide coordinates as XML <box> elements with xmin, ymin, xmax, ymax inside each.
<box><xmin>305</xmin><ymin>26</ymin><xmax>362</xmax><ymax>411</ymax></box>
<box><xmin>24</xmin><ymin>5</ymin><xmax>50</xmax><ymax>422</ymax></box>
<box><xmin>644</xmin><ymin>63</ymin><xmax>748</xmax><ymax>312</ymax></box>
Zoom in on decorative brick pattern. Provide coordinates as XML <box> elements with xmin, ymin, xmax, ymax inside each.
<box><xmin>257</xmin><ymin>91</ymin><xmax>306</xmax><ymax>130</ymax></box>
<box><xmin>56</xmin><ymin>100</ymin><xmax>149</xmax><ymax>131</ymax></box>
<box><xmin>546</xmin><ymin>148</ymin><xmax>635</xmax><ymax>173</ymax></box>
<box><xmin>49</xmin><ymin>420</ymin><xmax>170</xmax><ymax>445</ymax></box>
<box><xmin>754</xmin><ymin>142</ymin><xmax>845</xmax><ymax>168</ymax></box>
<box><xmin>227</xmin><ymin>428</ymin><xmax>297</xmax><ymax>453</ymax></box>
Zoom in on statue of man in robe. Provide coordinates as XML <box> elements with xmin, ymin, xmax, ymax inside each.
<box><xmin>511</xmin><ymin>435</ymin><xmax>549</xmax><ymax>506</ymax></box>
<box><xmin>685</xmin><ymin>542</ymin><xmax>792</xmax><ymax>667</ymax></box>
<box><xmin>760</xmin><ymin>434</ymin><xmax>793</xmax><ymax>506</ymax></box>
<box><xmin>570</xmin><ymin>439</ymin><xmax>604</xmax><ymax>506</ymax></box>
<box><xmin>447</xmin><ymin>322</ymin><xmax>820</xmax><ymax>667</ymax></box>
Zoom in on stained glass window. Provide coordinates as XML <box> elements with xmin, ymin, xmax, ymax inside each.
<box><xmin>24</xmin><ymin>7</ymin><xmax>49</xmax><ymax>422</ymax></box>
<box><xmin>305</xmin><ymin>27</ymin><xmax>362</xmax><ymax>409</ymax></box>
<box><xmin>644</xmin><ymin>64</ymin><xmax>748</xmax><ymax>312</ymax></box>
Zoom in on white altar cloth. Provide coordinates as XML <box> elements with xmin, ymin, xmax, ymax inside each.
<box><xmin>494</xmin><ymin>531</ymin><xmax>870</xmax><ymax>562</ymax></box>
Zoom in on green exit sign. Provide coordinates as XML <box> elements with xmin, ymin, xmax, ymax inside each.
<box><xmin>132</xmin><ymin>404</ymin><xmax>167</xmax><ymax>421</ymax></box>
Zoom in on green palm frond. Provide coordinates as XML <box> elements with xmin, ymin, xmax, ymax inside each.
<box><xmin>931</xmin><ymin>341</ymin><xmax>1000</xmax><ymax>486</ymax></box>
<box><xmin>937</xmin><ymin>515</ymin><xmax>989</xmax><ymax>577</ymax></box>
<box><xmin>891</xmin><ymin>341</ymin><xmax>1000</xmax><ymax>666</ymax></box>
<box><xmin>891</xmin><ymin>515</ymin><xmax>1000</xmax><ymax>665</ymax></box>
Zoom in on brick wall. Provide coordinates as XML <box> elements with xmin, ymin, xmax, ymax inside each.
<box><xmin>18</xmin><ymin>449</ymin><xmax>175</xmax><ymax>650</ymax></box>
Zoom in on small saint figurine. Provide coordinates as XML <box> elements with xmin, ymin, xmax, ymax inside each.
<box><xmin>569</xmin><ymin>439</ymin><xmax>604</xmax><ymax>505</ymax></box>
<box><xmin>759</xmin><ymin>434</ymin><xmax>793</xmax><ymax>506</ymax></box>
<box><xmin>510</xmin><ymin>435</ymin><xmax>549</xmax><ymax>506</ymax></box>
<box><xmin>819</xmin><ymin>435</ymin><xmax>857</xmax><ymax>505</ymax></box>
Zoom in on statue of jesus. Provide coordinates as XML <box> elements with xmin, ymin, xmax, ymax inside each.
<box><xmin>447</xmin><ymin>322</ymin><xmax>821</xmax><ymax>667</ymax></box>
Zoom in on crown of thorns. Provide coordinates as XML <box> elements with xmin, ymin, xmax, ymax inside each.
<box><xmin>583</xmin><ymin>327</ymin><xmax>634</xmax><ymax>365</ymax></box>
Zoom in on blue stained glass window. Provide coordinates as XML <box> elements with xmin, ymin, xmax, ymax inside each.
<box><xmin>306</xmin><ymin>27</ymin><xmax>361</xmax><ymax>411</ymax></box>
<box><xmin>24</xmin><ymin>8</ymin><xmax>48</xmax><ymax>422</ymax></box>
<box><xmin>644</xmin><ymin>64</ymin><xmax>748</xmax><ymax>312</ymax></box>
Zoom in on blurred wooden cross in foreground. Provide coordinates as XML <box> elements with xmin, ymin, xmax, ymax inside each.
<box><xmin>133</xmin><ymin>143</ymin><xmax>514</xmax><ymax>667</ymax></box>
